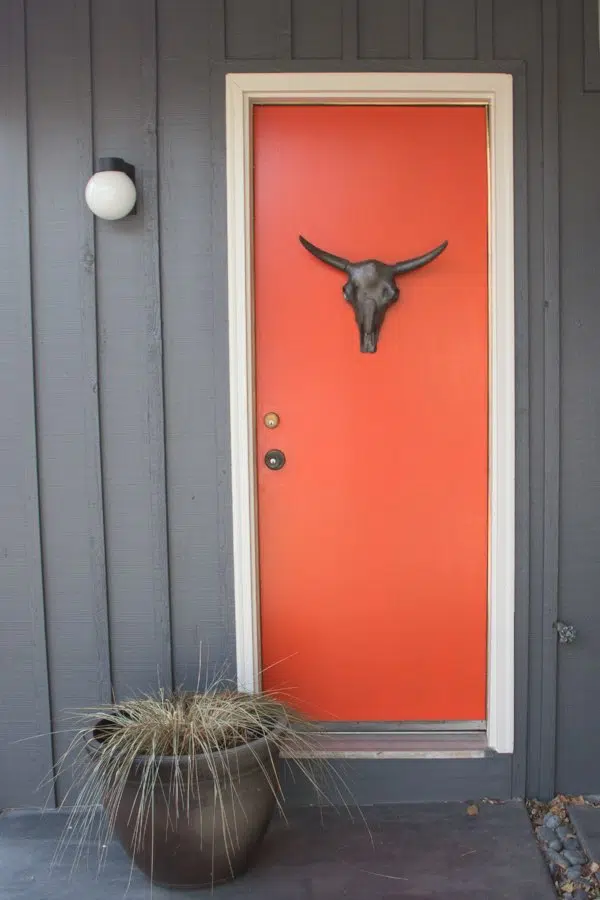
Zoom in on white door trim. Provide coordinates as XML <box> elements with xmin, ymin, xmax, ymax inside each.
<box><xmin>225</xmin><ymin>72</ymin><xmax>515</xmax><ymax>755</ymax></box>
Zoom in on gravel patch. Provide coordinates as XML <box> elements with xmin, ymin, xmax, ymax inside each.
<box><xmin>528</xmin><ymin>796</ymin><xmax>600</xmax><ymax>898</ymax></box>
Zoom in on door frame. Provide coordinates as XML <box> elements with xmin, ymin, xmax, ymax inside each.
<box><xmin>225</xmin><ymin>72</ymin><xmax>515</xmax><ymax>754</ymax></box>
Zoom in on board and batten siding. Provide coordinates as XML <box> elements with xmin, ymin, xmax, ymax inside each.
<box><xmin>0</xmin><ymin>0</ymin><xmax>587</xmax><ymax>806</ymax></box>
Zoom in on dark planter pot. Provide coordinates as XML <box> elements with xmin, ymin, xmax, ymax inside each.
<box><xmin>86</xmin><ymin>725</ymin><xmax>282</xmax><ymax>890</ymax></box>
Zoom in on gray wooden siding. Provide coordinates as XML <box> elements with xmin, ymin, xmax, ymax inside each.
<box><xmin>92</xmin><ymin>0</ymin><xmax>172</xmax><ymax>705</ymax></box>
<box><xmin>0</xmin><ymin>0</ymin><xmax>53</xmax><ymax>808</ymax></box>
<box><xmin>556</xmin><ymin>0</ymin><xmax>600</xmax><ymax>794</ymax></box>
<box><xmin>25</xmin><ymin>0</ymin><xmax>110</xmax><ymax>807</ymax></box>
<box><xmin>0</xmin><ymin>0</ymin><xmax>585</xmax><ymax>806</ymax></box>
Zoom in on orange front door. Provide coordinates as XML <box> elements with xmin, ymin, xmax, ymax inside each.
<box><xmin>254</xmin><ymin>105</ymin><xmax>489</xmax><ymax>723</ymax></box>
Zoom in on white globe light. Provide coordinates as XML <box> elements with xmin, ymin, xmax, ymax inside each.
<box><xmin>85</xmin><ymin>170</ymin><xmax>137</xmax><ymax>220</ymax></box>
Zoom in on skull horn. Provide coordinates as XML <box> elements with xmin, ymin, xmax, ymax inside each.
<box><xmin>299</xmin><ymin>235</ymin><xmax>349</xmax><ymax>272</ymax></box>
<box><xmin>393</xmin><ymin>240</ymin><xmax>448</xmax><ymax>275</ymax></box>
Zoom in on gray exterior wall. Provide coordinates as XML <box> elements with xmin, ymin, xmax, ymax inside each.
<box><xmin>0</xmin><ymin>0</ymin><xmax>594</xmax><ymax>807</ymax></box>
<box><xmin>556</xmin><ymin>0</ymin><xmax>600</xmax><ymax>794</ymax></box>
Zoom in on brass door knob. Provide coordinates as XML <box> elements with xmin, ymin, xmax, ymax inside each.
<box><xmin>264</xmin><ymin>412</ymin><xmax>280</xmax><ymax>429</ymax></box>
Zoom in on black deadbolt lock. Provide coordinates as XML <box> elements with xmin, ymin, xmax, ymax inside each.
<box><xmin>265</xmin><ymin>449</ymin><xmax>286</xmax><ymax>471</ymax></box>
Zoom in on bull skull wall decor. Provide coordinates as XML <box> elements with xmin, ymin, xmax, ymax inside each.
<box><xmin>299</xmin><ymin>235</ymin><xmax>448</xmax><ymax>353</ymax></box>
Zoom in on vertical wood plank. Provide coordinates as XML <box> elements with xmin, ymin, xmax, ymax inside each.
<box><xmin>476</xmin><ymin>0</ymin><xmax>494</xmax><ymax>60</ymax></box>
<box><xmin>424</xmin><ymin>0</ymin><xmax>476</xmax><ymax>60</ymax></box>
<box><xmin>210</xmin><ymin>0</ymin><xmax>226</xmax><ymax>61</ymax></box>
<box><xmin>494</xmin><ymin>0</ymin><xmax>545</xmax><ymax>797</ymax></box>
<box><xmin>583</xmin><ymin>0</ymin><xmax>600</xmax><ymax>91</ymax></box>
<box><xmin>292</xmin><ymin>0</ymin><xmax>343</xmax><ymax>60</ymax></box>
<box><xmin>0</xmin><ymin>0</ymin><xmax>54</xmax><ymax>809</ymax></box>
<box><xmin>92</xmin><ymin>0</ymin><xmax>172</xmax><ymax>698</ymax></box>
<box><xmin>158</xmin><ymin>0</ymin><xmax>233</xmax><ymax>688</ymax></box>
<box><xmin>342</xmin><ymin>0</ymin><xmax>358</xmax><ymax>60</ymax></box>
<box><xmin>554</xmin><ymin>0</ymin><xmax>600</xmax><ymax>793</ymax></box>
<box><xmin>225</xmin><ymin>0</ymin><xmax>281</xmax><ymax>58</ymax></box>
<box><xmin>535</xmin><ymin>0</ymin><xmax>560</xmax><ymax>800</ymax></box>
<box><xmin>26</xmin><ymin>0</ymin><xmax>110</xmax><ymax>804</ymax></box>
<box><xmin>509</xmin><ymin>70</ymin><xmax>532</xmax><ymax>799</ymax></box>
<box><xmin>275</xmin><ymin>0</ymin><xmax>292</xmax><ymax>59</ymax></box>
<box><xmin>409</xmin><ymin>0</ymin><xmax>425</xmax><ymax>60</ymax></box>
<box><xmin>210</xmin><ymin>13</ymin><xmax>238</xmax><ymax>684</ymax></box>
<box><xmin>358</xmin><ymin>0</ymin><xmax>410</xmax><ymax>59</ymax></box>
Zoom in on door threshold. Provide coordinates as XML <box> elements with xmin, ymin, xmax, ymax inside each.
<box><xmin>282</xmin><ymin>730</ymin><xmax>491</xmax><ymax>760</ymax></box>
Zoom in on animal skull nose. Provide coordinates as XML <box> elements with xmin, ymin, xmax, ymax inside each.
<box><xmin>361</xmin><ymin>332</ymin><xmax>378</xmax><ymax>353</ymax></box>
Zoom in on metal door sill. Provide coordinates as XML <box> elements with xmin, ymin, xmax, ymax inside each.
<box><xmin>282</xmin><ymin>730</ymin><xmax>491</xmax><ymax>760</ymax></box>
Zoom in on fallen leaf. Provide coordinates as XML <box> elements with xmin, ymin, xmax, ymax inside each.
<box><xmin>572</xmin><ymin>795</ymin><xmax>585</xmax><ymax>805</ymax></box>
<box><xmin>467</xmin><ymin>804</ymin><xmax>479</xmax><ymax>816</ymax></box>
<box><xmin>562</xmin><ymin>881</ymin><xmax>574</xmax><ymax>894</ymax></box>
<box><xmin>589</xmin><ymin>860</ymin><xmax>599</xmax><ymax>873</ymax></box>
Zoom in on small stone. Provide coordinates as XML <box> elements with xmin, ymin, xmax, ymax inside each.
<box><xmin>557</xmin><ymin>826</ymin><xmax>575</xmax><ymax>840</ymax></box>
<box><xmin>537</xmin><ymin>825</ymin><xmax>559</xmax><ymax>843</ymax></box>
<box><xmin>546</xmin><ymin>848</ymin><xmax>568</xmax><ymax>868</ymax></box>
<box><xmin>565</xmin><ymin>865</ymin><xmax>582</xmax><ymax>880</ymax></box>
<box><xmin>564</xmin><ymin>836</ymin><xmax>581</xmax><ymax>851</ymax></box>
<box><xmin>564</xmin><ymin>850</ymin><xmax>587</xmax><ymax>866</ymax></box>
<box><xmin>544</xmin><ymin>813</ymin><xmax>561</xmax><ymax>829</ymax></box>
<box><xmin>549</xmin><ymin>838</ymin><xmax>563</xmax><ymax>851</ymax></box>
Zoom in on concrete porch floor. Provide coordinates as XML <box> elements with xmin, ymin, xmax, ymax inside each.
<box><xmin>0</xmin><ymin>802</ymin><xmax>554</xmax><ymax>899</ymax></box>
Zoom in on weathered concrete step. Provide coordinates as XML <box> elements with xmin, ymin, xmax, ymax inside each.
<box><xmin>0</xmin><ymin>802</ymin><xmax>555</xmax><ymax>899</ymax></box>
<box><xmin>569</xmin><ymin>803</ymin><xmax>600</xmax><ymax>883</ymax></box>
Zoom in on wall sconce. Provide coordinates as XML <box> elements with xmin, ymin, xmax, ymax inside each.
<box><xmin>85</xmin><ymin>157</ymin><xmax>137</xmax><ymax>220</ymax></box>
